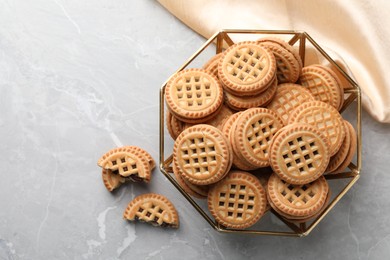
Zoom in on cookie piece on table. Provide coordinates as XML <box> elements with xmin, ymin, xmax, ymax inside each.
<box><xmin>97</xmin><ymin>146</ymin><xmax>154</xmax><ymax>183</ymax></box>
<box><xmin>101</xmin><ymin>168</ymin><xmax>125</xmax><ymax>192</ymax></box>
<box><xmin>124</xmin><ymin>146</ymin><xmax>155</xmax><ymax>171</ymax></box>
<box><xmin>123</xmin><ymin>193</ymin><xmax>179</xmax><ymax>228</ymax></box>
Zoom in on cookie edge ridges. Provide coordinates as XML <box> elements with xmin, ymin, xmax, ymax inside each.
<box><xmin>218</xmin><ymin>41</ymin><xmax>276</xmax><ymax>95</ymax></box>
<box><xmin>287</xmin><ymin>100</ymin><xmax>346</xmax><ymax>156</ymax></box>
<box><xmin>123</xmin><ymin>193</ymin><xmax>179</xmax><ymax>228</ymax></box>
<box><xmin>165</xmin><ymin>68</ymin><xmax>223</xmax><ymax>120</ymax></box>
<box><xmin>207</xmin><ymin>171</ymin><xmax>267</xmax><ymax>229</ymax></box>
<box><xmin>235</xmin><ymin>107</ymin><xmax>284</xmax><ymax>167</ymax></box>
<box><xmin>173</xmin><ymin>124</ymin><xmax>232</xmax><ymax>185</ymax></box>
<box><xmin>300</xmin><ymin>65</ymin><xmax>341</xmax><ymax>109</ymax></box>
<box><xmin>267</xmin><ymin>173</ymin><xmax>329</xmax><ymax>217</ymax></box>
<box><xmin>269</xmin><ymin>123</ymin><xmax>331</xmax><ymax>185</ymax></box>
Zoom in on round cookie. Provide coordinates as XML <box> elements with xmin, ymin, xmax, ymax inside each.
<box><xmin>311</xmin><ymin>64</ymin><xmax>345</xmax><ymax>111</ymax></box>
<box><xmin>288</xmin><ymin>101</ymin><xmax>345</xmax><ymax>156</ymax></box>
<box><xmin>218</xmin><ymin>41</ymin><xmax>276</xmax><ymax>96</ymax></box>
<box><xmin>208</xmin><ymin>170</ymin><xmax>267</xmax><ymax>229</ymax></box>
<box><xmin>258</xmin><ymin>40</ymin><xmax>301</xmax><ymax>83</ymax></box>
<box><xmin>286</xmin><ymin>191</ymin><xmax>331</xmax><ymax>223</ymax></box>
<box><xmin>269</xmin><ymin>124</ymin><xmax>331</xmax><ymax>185</ymax></box>
<box><xmin>222</xmin><ymin>112</ymin><xmax>257</xmax><ymax>171</ymax></box>
<box><xmin>232</xmin><ymin>108</ymin><xmax>284</xmax><ymax>168</ymax></box>
<box><xmin>165</xmin><ymin>68</ymin><xmax>223</xmax><ymax>123</ymax></box>
<box><xmin>268</xmin><ymin>184</ymin><xmax>331</xmax><ymax>223</ymax></box>
<box><xmin>228</xmin><ymin>114</ymin><xmax>260</xmax><ymax>171</ymax></box>
<box><xmin>267</xmin><ymin>83</ymin><xmax>315</xmax><ymax>125</ymax></box>
<box><xmin>299</xmin><ymin>64</ymin><xmax>343</xmax><ymax>110</ymax></box>
<box><xmin>173</xmin><ymin>124</ymin><xmax>232</xmax><ymax>185</ymax></box>
<box><xmin>257</xmin><ymin>37</ymin><xmax>303</xmax><ymax>72</ymax></box>
<box><xmin>267</xmin><ymin>173</ymin><xmax>329</xmax><ymax>218</ymax></box>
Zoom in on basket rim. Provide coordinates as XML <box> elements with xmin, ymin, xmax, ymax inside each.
<box><xmin>159</xmin><ymin>29</ymin><xmax>362</xmax><ymax>236</ymax></box>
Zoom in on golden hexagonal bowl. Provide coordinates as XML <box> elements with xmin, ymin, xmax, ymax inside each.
<box><xmin>159</xmin><ymin>29</ymin><xmax>361</xmax><ymax>237</ymax></box>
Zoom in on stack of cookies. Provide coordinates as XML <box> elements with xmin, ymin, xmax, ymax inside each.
<box><xmin>164</xmin><ymin>37</ymin><xmax>357</xmax><ymax>229</ymax></box>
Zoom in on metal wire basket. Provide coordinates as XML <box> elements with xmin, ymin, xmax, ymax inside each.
<box><xmin>159</xmin><ymin>29</ymin><xmax>361</xmax><ymax>237</ymax></box>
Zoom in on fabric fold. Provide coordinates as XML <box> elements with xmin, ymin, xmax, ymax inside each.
<box><xmin>157</xmin><ymin>0</ymin><xmax>390</xmax><ymax>123</ymax></box>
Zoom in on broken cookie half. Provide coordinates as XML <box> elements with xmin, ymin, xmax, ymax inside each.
<box><xmin>97</xmin><ymin>146</ymin><xmax>155</xmax><ymax>191</ymax></box>
<box><xmin>101</xmin><ymin>168</ymin><xmax>126</xmax><ymax>192</ymax></box>
<box><xmin>123</xmin><ymin>193</ymin><xmax>179</xmax><ymax>228</ymax></box>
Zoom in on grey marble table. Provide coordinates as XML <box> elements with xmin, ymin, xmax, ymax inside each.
<box><xmin>1</xmin><ymin>0</ymin><xmax>390</xmax><ymax>259</ymax></box>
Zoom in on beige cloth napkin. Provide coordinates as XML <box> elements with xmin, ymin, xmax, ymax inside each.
<box><xmin>158</xmin><ymin>0</ymin><xmax>390</xmax><ymax>123</ymax></box>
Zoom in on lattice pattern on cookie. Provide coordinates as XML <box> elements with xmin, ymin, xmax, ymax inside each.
<box><xmin>217</xmin><ymin>183</ymin><xmax>256</xmax><ymax>220</ymax></box>
<box><xmin>279</xmin><ymin>180</ymin><xmax>316</xmax><ymax>207</ymax></box>
<box><xmin>259</xmin><ymin>41</ymin><xmax>300</xmax><ymax>83</ymax></box>
<box><xmin>247</xmin><ymin>117</ymin><xmax>278</xmax><ymax>157</ymax></box>
<box><xmin>298</xmin><ymin>108</ymin><xmax>340</xmax><ymax>145</ymax></box>
<box><xmin>282</xmin><ymin>135</ymin><xmax>322</xmax><ymax>177</ymax></box>
<box><xmin>226</xmin><ymin>48</ymin><xmax>267</xmax><ymax>83</ymax></box>
<box><xmin>275</xmin><ymin>58</ymin><xmax>290</xmax><ymax>82</ymax></box>
<box><xmin>109</xmin><ymin>155</ymin><xmax>139</xmax><ymax>177</ymax></box>
<box><xmin>268</xmin><ymin>88</ymin><xmax>313</xmax><ymax>123</ymax></box>
<box><xmin>175</xmin><ymin>74</ymin><xmax>214</xmax><ymax>109</ymax></box>
<box><xmin>180</xmin><ymin>136</ymin><xmax>218</xmax><ymax>176</ymax></box>
<box><xmin>300</xmin><ymin>73</ymin><xmax>333</xmax><ymax>104</ymax></box>
<box><xmin>135</xmin><ymin>201</ymin><xmax>167</xmax><ymax>224</ymax></box>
